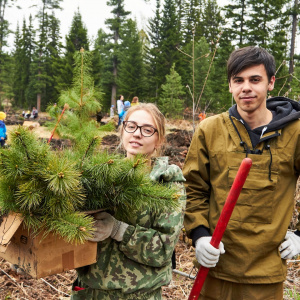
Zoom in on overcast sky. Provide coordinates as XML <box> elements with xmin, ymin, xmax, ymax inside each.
<box><xmin>4</xmin><ymin>0</ymin><xmax>299</xmax><ymax>53</ymax></box>
<box><xmin>5</xmin><ymin>0</ymin><xmax>157</xmax><ymax>50</ymax></box>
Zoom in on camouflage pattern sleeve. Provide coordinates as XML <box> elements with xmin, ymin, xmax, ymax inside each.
<box><xmin>150</xmin><ymin>157</ymin><xmax>186</xmax><ymax>183</ymax></box>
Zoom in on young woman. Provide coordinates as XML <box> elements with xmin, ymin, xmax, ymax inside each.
<box><xmin>71</xmin><ymin>103</ymin><xmax>186</xmax><ymax>300</ymax></box>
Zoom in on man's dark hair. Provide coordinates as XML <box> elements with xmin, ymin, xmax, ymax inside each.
<box><xmin>227</xmin><ymin>46</ymin><xmax>276</xmax><ymax>83</ymax></box>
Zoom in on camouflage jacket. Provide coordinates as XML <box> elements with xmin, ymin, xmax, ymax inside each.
<box><xmin>74</xmin><ymin>157</ymin><xmax>186</xmax><ymax>300</ymax></box>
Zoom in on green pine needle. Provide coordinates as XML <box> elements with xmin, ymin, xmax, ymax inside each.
<box><xmin>44</xmin><ymin>212</ymin><xmax>95</xmax><ymax>245</ymax></box>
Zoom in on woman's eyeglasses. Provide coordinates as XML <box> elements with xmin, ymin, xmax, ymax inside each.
<box><xmin>123</xmin><ymin>121</ymin><xmax>158</xmax><ymax>137</ymax></box>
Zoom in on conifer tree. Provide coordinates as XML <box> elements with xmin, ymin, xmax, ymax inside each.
<box><xmin>92</xmin><ymin>29</ymin><xmax>113</xmax><ymax>112</ymax></box>
<box><xmin>0</xmin><ymin>52</ymin><xmax>14</xmax><ymax>105</ymax></box>
<box><xmin>0</xmin><ymin>0</ymin><xmax>17</xmax><ymax>108</ymax></box>
<box><xmin>61</xmin><ymin>9</ymin><xmax>89</xmax><ymax>90</ymax></box>
<box><xmin>246</xmin><ymin>0</ymin><xmax>289</xmax><ymax>51</ymax></box>
<box><xmin>34</xmin><ymin>0</ymin><xmax>63</xmax><ymax>111</ymax></box>
<box><xmin>157</xmin><ymin>0</ymin><xmax>183</xmax><ymax>93</ymax></box>
<box><xmin>158</xmin><ymin>63</ymin><xmax>185</xmax><ymax>118</ymax></box>
<box><xmin>224</xmin><ymin>0</ymin><xmax>249</xmax><ymax>47</ymax></box>
<box><xmin>210</xmin><ymin>29</ymin><xmax>234</xmax><ymax>112</ymax></box>
<box><xmin>44</xmin><ymin>12</ymin><xmax>64</xmax><ymax>104</ymax></box>
<box><xmin>117</xmin><ymin>19</ymin><xmax>145</xmax><ymax>99</ymax></box>
<box><xmin>191</xmin><ymin>37</ymin><xmax>215</xmax><ymax>111</ymax></box>
<box><xmin>289</xmin><ymin>64</ymin><xmax>300</xmax><ymax>100</ymax></box>
<box><xmin>201</xmin><ymin>0</ymin><xmax>223</xmax><ymax>51</ymax></box>
<box><xmin>105</xmin><ymin>0</ymin><xmax>130</xmax><ymax>107</ymax></box>
<box><xmin>13</xmin><ymin>17</ymin><xmax>36</xmax><ymax>109</ymax></box>
<box><xmin>182</xmin><ymin>0</ymin><xmax>202</xmax><ymax>45</ymax></box>
<box><xmin>145</xmin><ymin>0</ymin><xmax>162</xmax><ymax>101</ymax></box>
<box><xmin>54</xmin><ymin>49</ymin><xmax>103</xmax><ymax>152</ymax></box>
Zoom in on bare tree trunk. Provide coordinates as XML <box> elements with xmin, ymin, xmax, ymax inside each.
<box><xmin>289</xmin><ymin>0</ymin><xmax>298</xmax><ymax>82</ymax></box>
<box><xmin>111</xmin><ymin>53</ymin><xmax>117</xmax><ymax>107</ymax></box>
<box><xmin>111</xmin><ymin>9</ymin><xmax>120</xmax><ymax>108</ymax></box>
<box><xmin>37</xmin><ymin>92</ymin><xmax>41</xmax><ymax>112</ymax></box>
<box><xmin>37</xmin><ymin>0</ymin><xmax>46</xmax><ymax>111</ymax></box>
<box><xmin>239</xmin><ymin>0</ymin><xmax>245</xmax><ymax>45</ymax></box>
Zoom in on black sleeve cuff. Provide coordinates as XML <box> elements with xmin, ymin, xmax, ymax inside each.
<box><xmin>294</xmin><ymin>230</ymin><xmax>300</xmax><ymax>237</ymax></box>
<box><xmin>191</xmin><ymin>225</ymin><xmax>211</xmax><ymax>247</ymax></box>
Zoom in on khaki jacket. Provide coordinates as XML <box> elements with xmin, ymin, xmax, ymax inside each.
<box><xmin>183</xmin><ymin>111</ymin><xmax>300</xmax><ymax>283</ymax></box>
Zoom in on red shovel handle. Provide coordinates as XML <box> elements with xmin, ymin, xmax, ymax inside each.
<box><xmin>188</xmin><ymin>157</ymin><xmax>252</xmax><ymax>300</ymax></box>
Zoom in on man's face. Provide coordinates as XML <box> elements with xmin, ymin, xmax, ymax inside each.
<box><xmin>229</xmin><ymin>64</ymin><xmax>275</xmax><ymax>114</ymax></box>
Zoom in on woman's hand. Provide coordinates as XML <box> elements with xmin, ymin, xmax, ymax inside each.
<box><xmin>150</xmin><ymin>164</ymin><xmax>185</xmax><ymax>182</ymax></box>
<box><xmin>87</xmin><ymin>212</ymin><xmax>129</xmax><ymax>242</ymax></box>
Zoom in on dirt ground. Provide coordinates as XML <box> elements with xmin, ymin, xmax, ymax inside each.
<box><xmin>1</xmin><ymin>119</ymin><xmax>300</xmax><ymax>299</ymax></box>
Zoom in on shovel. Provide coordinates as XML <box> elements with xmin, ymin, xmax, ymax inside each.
<box><xmin>188</xmin><ymin>157</ymin><xmax>252</xmax><ymax>300</ymax></box>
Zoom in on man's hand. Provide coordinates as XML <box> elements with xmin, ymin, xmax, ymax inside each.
<box><xmin>279</xmin><ymin>231</ymin><xmax>300</xmax><ymax>259</ymax></box>
<box><xmin>195</xmin><ymin>236</ymin><xmax>225</xmax><ymax>268</ymax></box>
<box><xmin>87</xmin><ymin>212</ymin><xmax>128</xmax><ymax>242</ymax></box>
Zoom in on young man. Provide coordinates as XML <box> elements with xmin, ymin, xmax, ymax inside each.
<box><xmin>183</xmin><ymin>46</ymin><xmax>300</xmax><ymax>299</ymax></box>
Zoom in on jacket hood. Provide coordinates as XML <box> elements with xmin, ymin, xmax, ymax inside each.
<box><xmin>266</xmin><ymin>97</ymin><xmax>300</xmax><ymax>131</ymax></box>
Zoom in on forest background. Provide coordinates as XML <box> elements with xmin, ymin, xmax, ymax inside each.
<box><xmin>0</xmin><ymin>0</ymin><xmax>299</xmax><ymax>118</ymax></box>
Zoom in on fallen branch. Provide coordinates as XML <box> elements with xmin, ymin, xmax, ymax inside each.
<box><xmin>41</xmin><ymin>278</ymin><xmax>70</xmax><ymax>297</ymax></box>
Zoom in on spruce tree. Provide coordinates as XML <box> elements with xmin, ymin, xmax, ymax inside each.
<box><xmin>105</xmin><ymin>0</ymin><xmax>130</xmax><ymax>107</ymax></box>
<box><xmin>43</xmin><ymin>12</ymin><xmax>64</xmax><ymax>105</ymax></box>
<box><xmin>182</xmin><ymin>0</ymin><xmax>202</xmax><ymax>45</ymax></box>
<box><xmin>158</xmin><ymin>63</ymin><xmax>185</xmax><ymax>118</ymax></box>
<box><xmin>61</xmin><ymin>9</ymin><xmax>89</xmax><ymax>90</ymax></box>
<box><xmin>13</xmin><ymin>17</ymin><xmax>36</xmax><ymax>109</ymax></box>
<box><xmin>246</xmin><ymin>0</ymin><xmax>289</xmax><ymax>51</ymax></box>
<box><xmin>0</xmin><ymin>0</ymin><xmax>16</xmax><ymax>108</ymax></box>
<box><xmin>289</xmin><ymin>63</ymin><xmax>300</xmax><ymax>100</ymax></box>
<box><xmin>157</xmin><ymin>0</ymin><xmax>183</xmax><ymax>92</ymax></box>
<box><xmin>0</xmin><ymin>52</ymin><xmax>14</xmax><ymax>105</ymax></box>
<box><xmin>193</xmin><ymin>37</ymin><xmax>215</xmax><ymax>112</ymax></box>
<box><xmin>145</xmin><ymin>0</ymin><xmax>162</xmax><ymax>102</ymax></box>
<box><xmin>210</xmin><ymin>29</ymin><xmax>234</xmax><ymax>112</ymax></box>
<box><xmin>117</xmin><ymin>19</ymin><xmax>145</xmax><ymax>99</ymax></box>
<box><xmin>201</xmin><ymin>0</ymin><xmax>223</xmax><ymax>51</ymax></box>
<box><xmin>224</xmin><ymin>0</ymin><xmax>249</xmax><ymax>47</ymax></box>
<box><xmin>92</xmin><ymin>29</ymin><xmax>113</xmax><ymax>112</ymax></box>
<box><xmin>34</xmin><ymin>0</ymin><xmax>63</xmax><ymax>111</ymax></box>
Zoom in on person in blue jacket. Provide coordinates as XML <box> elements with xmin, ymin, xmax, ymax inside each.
<box><xmin>0</xmin><ymin>112</ymin><xmax>7</xmax><ymax>147</ymax></box>
<box><xmin>119</xmin><ymin>100</ymin><xmax>131</xmax><ymax>123</ymax></box>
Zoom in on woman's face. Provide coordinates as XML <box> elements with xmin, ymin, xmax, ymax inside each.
<box><xmin>122</xmin><ymin>110</ymin><xmax>160</xmax><ymax>159</ymax></box>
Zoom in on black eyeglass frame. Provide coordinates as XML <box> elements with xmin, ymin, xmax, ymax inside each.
<box><xmin>123</xmin><ymin>121</ymin><xmax>158</xmax><ymax>137</ymax></box>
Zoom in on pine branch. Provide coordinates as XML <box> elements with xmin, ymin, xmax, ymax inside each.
<box><xmin>44</xmin><ymin>212</ymin><xmax>95</xmax><ymax>245</ymax></box>
<box><xmin>80</xmin><ymin>136</ymin><xmax>101</xmax><ymax>170</ymax></box>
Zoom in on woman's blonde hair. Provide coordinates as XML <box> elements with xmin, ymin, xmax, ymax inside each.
<box><xmin>120</xmin><ymin>103</ymin><xmax>166</xmax><ymax>156</ymax></box>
